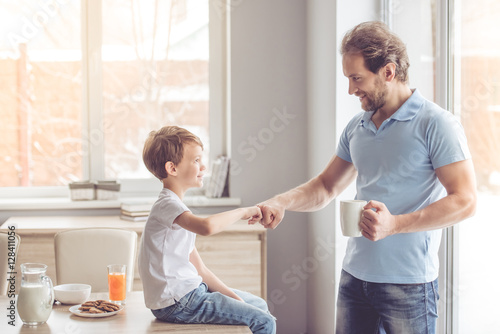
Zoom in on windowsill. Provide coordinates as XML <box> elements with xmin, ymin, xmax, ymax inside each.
<box><xmin>0</xmin><ymin>196</ymin><xmax>242</xmax><ymax>211</ymax></box>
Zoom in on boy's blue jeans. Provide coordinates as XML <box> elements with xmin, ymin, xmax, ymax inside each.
<box><xmin>152</xmin><ymin>283</ymin><xmax>276</xmax><ymax>334</ymax></box>
<box><xmin>336</xmin><ymin>270</ymin><xmax>439</xmax><ymax>334</ymax></box>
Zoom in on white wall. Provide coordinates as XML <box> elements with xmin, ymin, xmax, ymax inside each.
<box><xmin>230</xmin><ymin>1</ymin><xmax>308</xmax><ymax>333</ymax></box>
<box><xmin>306</xmin><ymin>1</ymin><xmax>338</xmax><ymax>333</ymax></box>
<box><xmin>307</xmin><ymin>1</ymin><xmax>380</xmax><ymax>333</ymax></box>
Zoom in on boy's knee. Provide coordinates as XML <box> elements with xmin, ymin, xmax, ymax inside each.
<box><xmin>254</xmin><ymin>297</ymin><xmax>270</xmax><ymax>311</ymax></box>
<box><xmin>260</xmin><ymin>313</ymin><xmax>276</xmax><ymax>333</ymax></box>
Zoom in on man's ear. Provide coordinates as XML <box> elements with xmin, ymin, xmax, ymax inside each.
<box><xmin>165</xmin><ymin>161</ymin><xmax>177</xmax><ymax>176</ymax></box>
<box><xmin>383</xmin><ymin>63</ymin><xmax>396</xmax><ymax>82</ymax></box>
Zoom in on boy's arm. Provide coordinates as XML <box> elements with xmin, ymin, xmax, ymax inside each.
<box><xmin>189</xmin><ymin>247</ymin><xmax>243</xmax><ymax>302</ymax></box>
<box><xmin>174</xmin><ymin>206</ymin><xmax>262</xmax><ymax>236</ymax></box>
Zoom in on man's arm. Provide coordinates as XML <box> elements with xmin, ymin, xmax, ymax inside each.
<box><xmin>189</xmin><ymin>247</ymin><xmax>243</xmax><ymax>302</ymax></box>
<box><xmin>175</xmin><ymin>206</ymin><xmax>262</xmax><ymax>236</ymax></box>
<box><xmin>259</xmin><ymin>155</ymin><xmax>357</xmax><ymax>229</ymax></box>
<box><xmin>360</xmin><ymin>159</ymin><xmax>477</xmax><ymax>241</ymax></box>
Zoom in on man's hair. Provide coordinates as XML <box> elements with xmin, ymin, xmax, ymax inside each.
<box><xmin>143</xmin><ymin>125</ymin><xmax>203</xmax><ymax>180</ymax></box>
<box><xmin>340</xmin><ymin>21</ymin><xmax>410</xmax><ymax>84</ymax></box>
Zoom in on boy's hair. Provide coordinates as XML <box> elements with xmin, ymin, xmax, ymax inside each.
<box><xmin>340</xmin><ymin>21</ymin><xmax>410</xmax><ymax>84</ymax></box>
<box><xmin>143</xmin><ymin>126</ymin><xmax>203</xmax><ymax>180</ymax></box>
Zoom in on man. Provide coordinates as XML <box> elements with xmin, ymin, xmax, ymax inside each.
<box><xmin>258</xmin><ymin>21</ymin><xmax>476</xmax><ymax>333</ymax></box>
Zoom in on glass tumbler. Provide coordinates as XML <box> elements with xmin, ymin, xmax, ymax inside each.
<box><xmin>107</xmin><ymin>264</ymin><xmax>126</xmax><ymax>304</ymax></box>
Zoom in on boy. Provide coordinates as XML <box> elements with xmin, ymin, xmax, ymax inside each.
<box><xmin>138</xmin><ymin>125</ymin><xmax>276</xmax><ymax>334</ymax></box>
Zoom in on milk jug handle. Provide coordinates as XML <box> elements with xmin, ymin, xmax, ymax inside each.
<box><xmin>43</xmin><ymin>275</ymin><xmax>54</xmax><ymax>306</ymax></box>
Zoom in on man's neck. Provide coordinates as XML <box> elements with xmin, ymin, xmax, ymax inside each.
<box><xmin>372</xmin><ymin>84</ymin><xmax>413</xmax><ymax>128</ymax></box>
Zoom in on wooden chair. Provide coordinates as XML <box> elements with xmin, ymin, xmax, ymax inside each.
<box><xmin>54</xmin><ymin>228</ymin><xmax>137</xmax><ymax>292</ymax></box>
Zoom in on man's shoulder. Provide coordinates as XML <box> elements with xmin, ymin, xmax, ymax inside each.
<box><xmin>414</xmin><ymin>97</ymin><xmax>455</xmax><ymax>124</ymax></box>
<box><xmin>411</xmin><ymin>99</ymin><xmax>465</xmax><ymax>145</ymax></box>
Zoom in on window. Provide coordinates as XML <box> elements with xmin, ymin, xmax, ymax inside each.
<box><xmin>0</xmin><ymin>0</ymin><xmax>222</xmax><ymax>197</ymax></box>
<box><xmin>0</xmin><ymin>1</ymin><xmax>82</xmax><ymax>188</ymax></box>
<box><xmin>453</xmin><ymin>0</ymin><xmax>500</xmax><ymax>332</ymax></box>
<box><xmin>391</xmin><ymin>0</ymin><xmax>500</xmax><ymax>332</ymax></box>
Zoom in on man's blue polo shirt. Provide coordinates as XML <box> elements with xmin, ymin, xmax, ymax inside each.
<box><xmin>336</xmin><ymin>89</ymin><xmax>471</xmax><ymax>284</ymax></box>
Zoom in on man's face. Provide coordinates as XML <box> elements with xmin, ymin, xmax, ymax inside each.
<box><xmin>342</xmin><ymin>53</ymin><xmax>388</xmax><ymax>112</ymax></box>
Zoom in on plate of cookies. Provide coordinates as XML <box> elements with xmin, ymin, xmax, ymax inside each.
<box><xmin>69</xmin><ymin>300</ymin><xmax>123</xmax><ymax>318</ymax></box>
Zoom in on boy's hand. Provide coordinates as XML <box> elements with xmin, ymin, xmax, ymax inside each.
<box><xmin>243</xmin><ymin>206</ymin><xmax>263</xmax><ymax>224</ymax></box>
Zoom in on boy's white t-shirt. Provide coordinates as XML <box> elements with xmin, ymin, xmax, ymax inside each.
<box><xmin>138</xmin><ymin>188</ymin><xmax>202</xmax><ymax>310</ymax></box>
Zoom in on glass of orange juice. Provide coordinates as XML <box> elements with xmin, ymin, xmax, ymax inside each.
<box><xmin>107</xmin><ymin>264</ymin><xmax>126</xmax><ymax>304</ymax></box>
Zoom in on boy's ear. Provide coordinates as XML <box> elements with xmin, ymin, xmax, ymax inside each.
<box><xmin>165</xmin><ymin>161</ymin><xmax>177</xmax><ymax>176</ymax></box>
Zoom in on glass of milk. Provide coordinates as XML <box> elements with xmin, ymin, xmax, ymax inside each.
<box><xmin>17</xmin><ymin>263</ymin><xmax>54</xmax><ymax>326</ymax></box>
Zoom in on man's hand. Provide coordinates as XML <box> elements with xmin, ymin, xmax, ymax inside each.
<box><xmin>257</xmin><ymin>201</ymin><xmax>285</xmax><ymax>229</ymax></box>
<box><xmin>360</xmin><ymin>200</ymin><xmax>399</xmax><ymax>241</ymax></box>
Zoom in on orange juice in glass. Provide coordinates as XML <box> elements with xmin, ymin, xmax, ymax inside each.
<box><xmin>107</xmin><ymin>264</ymin><xmax>126</xmax><ymax>304</ymax></box>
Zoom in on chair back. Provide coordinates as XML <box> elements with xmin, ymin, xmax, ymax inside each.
<box><xmin>54</xmin><ymin>228</ymin><xmax>137</xmax><ymax>292</ymax></box>
<box><xmin>0</xmin><ymin>231</ymin><xmax>21</xmax><ymax>295</ymax></box>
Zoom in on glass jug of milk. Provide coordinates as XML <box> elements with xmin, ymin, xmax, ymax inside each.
<box><xmin>17</xmin><ymin>263</ymin><xmax>54</xmax><ymax>326</ymax></box>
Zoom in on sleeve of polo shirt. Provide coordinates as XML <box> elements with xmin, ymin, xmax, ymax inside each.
<box><xmin>336</xmin><ymin>125</ymin><xmax>352</xmax><ymax>163</ymax></box>
<box><xmin>427</xmin><ymin>111</ymin><xmax>472</xmax><ymax>169</ymax></box>
<box><xmin>336</xmin><ymin>115</ymin><xmax>361</xmax><ymax>163</ymax></box>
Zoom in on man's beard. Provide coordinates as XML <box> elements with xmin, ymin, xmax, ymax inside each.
<box><xmin>361</xmin><ymin>77</ymin><xmax>388</xmax><ymax>112</ymax></box>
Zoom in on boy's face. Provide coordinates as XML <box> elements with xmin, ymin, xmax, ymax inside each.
<box><xmin>175</xmin><ymin>142</ymin><xmax>206</xmax><ymax>189</ymax></box>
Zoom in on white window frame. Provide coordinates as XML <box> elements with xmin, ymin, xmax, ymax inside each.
<box><xmin>435</xmin><ymin>1</ymin><xmax>458</xmax><ymax>333</ymax></box>
<box><xmin>0</xmin><ymin>0</ymin><xmax>229</xmax><ymax>199</ymax></box>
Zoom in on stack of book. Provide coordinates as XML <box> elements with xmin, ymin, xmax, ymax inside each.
<box><xmin>205</xmin><ymin>156</ymin><xmax>230</xmax><ymax>198</ymax></box>
<box><xmin>119</xmin><ymin>201</ymin><xmax>154</xmax><ymax>222</ymax></box>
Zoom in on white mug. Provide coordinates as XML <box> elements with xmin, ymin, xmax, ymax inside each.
<box><xmin>340</xmin><ymin>200</ymin><xmax>367</xmax><ymax>237</ymax></box>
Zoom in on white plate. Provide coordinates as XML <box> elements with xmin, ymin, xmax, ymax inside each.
<box><xmin>69</xmin><ymin>304</ymin><xmax>124</xmax><ymax>318</ymax></box>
